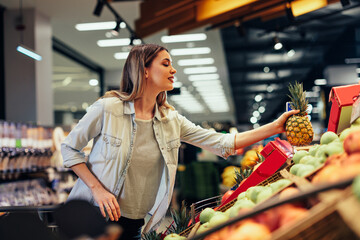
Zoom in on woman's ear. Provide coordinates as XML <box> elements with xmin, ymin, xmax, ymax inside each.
<box><xmin>144</xmin><ymin>68</ymin><xmax>149</xmax><ymax>79</ymax></box>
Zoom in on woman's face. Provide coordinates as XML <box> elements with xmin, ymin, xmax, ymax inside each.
<box><xmin>145</xmin><ymin>50</ymin><xmax>177</xmax><ymax>93</ymax></box>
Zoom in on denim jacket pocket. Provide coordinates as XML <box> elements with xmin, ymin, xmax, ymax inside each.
<box><xmin>166</xmin><ymin>138</ymin><xmax>181</xmax><ymax>151</ymax></box>
<box><xmin>101</xmin><ymin>133</ymin><xmax>122</xmax><ymax>160</ymax></box>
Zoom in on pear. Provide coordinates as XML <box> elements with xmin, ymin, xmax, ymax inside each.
<box><xmin>293</xmin><ymin>150</ymin><xmax>309</xmax><ymax>164</ymax></box>
<box><xmin>320</xmin><ymin>131</ymin><xmax>338</xmax><ymax>145</ymax></box>
<box><xmin>199</xmin><ymin>207</ymin><xmax>215</xmax><ymax>224</ymax></box>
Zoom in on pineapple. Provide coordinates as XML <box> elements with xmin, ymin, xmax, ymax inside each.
<box><xmin>285</xmin><ymin>81</ymin><xmax>314</xmax><ymax>146</ymax></box>
<box><xmin>231</xmin><ymin>167</ymin><xmax>253</xmax><ymax>190</ymax></box>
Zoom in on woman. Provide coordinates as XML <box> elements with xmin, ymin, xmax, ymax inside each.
<box><xmin>61</xmin><ymin>44</ymin><xmax>298</xmax><ymax>239</ymax></box>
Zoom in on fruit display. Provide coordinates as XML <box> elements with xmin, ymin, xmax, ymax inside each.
<box><xmin>289</xmin><ymin>130</ymin><xmax>345</xmax><ymax>178</ymax></box>
<box><xmin>285</xmin><ymin>82</ymin><xmax>314</xmax><ymax>146</ymax></box>
<box><xmin>176</xmin><ymin>118</ymin><xmax>360</xmax><ymax>239</ymax></box>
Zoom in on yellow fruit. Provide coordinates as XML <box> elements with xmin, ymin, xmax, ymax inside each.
<box><xmin>285</xmin><ymin>82</ymin><xmax>314</xmax><ymax>146</ymax></box>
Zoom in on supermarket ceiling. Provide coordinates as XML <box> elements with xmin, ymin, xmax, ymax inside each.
<box><xmin>1</xmin><ymin>0</ymin><xmax>360</xmax><ymax>127</ymax></box>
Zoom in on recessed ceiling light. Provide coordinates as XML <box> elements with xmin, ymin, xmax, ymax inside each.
<box><xmin>263</xmin><ymin>66</ymin><xmax>270</xmax><ymax>73</ymax></box>
<box><xmin>114</xmin><ymin>52</ymin><xmax>129</xmax><ymax>60</ymax></box>
<box><xmin>97</xmin><ymin>38</ymin><xmax>130</xmax><ymax>47</ymax></box>
<box><xmin>192</xmin><ymin>80</ymin><xmax>221</xmax><ymax>87</ymax></box>
<box><xmin>76</xmin><ymin>21</ymin><xmax>118</xmax><ymax>31</ymax></box>
<box><xmin>188</xmin><ymin>73</ymin><xmax>219</xmax><ymax>81</ymax></box>
<box><xmin>170</xmin><ymin>47</ymin><xmax>211</xmax><ymax>56</ymax></box>
<box><xmin>178</xmin><ymin>58</ymin><xmax>214</xmax><ymax>66</ymax></box>
<box><xmin>287</xmin><ymin>49</ymin><xmax>296</xmax><ymax>57</ymax></box>
<box><xmin>255</xmin><ymin>94</ymin><xmax>263</xmax><ymax>102</ymax></box>
<box><xmin>89</xmin><ymin>79</ymin><xmax>99</xmax><ymax>86</ymax></box>
<box><xmin>161</xmin><ymin>33</ymin><xmax>207</xmax><ymax>43</ymax></box>
<box><xmin>314</xmin><ymin>79</ymin><xmax>327</xmax><ymax>85</ymax></box>
<box><xmin>184</xmin><ymin>66</ymin><xmax>217</xmax><ymax>74</ymax></box>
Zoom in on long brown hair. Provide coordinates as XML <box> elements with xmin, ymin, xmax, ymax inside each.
<box><xmin>103</xmin><ymin>44</ymin><xmax>174</xmax><ymax>113</ymax></box>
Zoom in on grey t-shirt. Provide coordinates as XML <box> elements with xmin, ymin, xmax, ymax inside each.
<box><xmin>118</xmin><ymin>118</ymin><xmax>164</xmax><ymax>219</ymax></box>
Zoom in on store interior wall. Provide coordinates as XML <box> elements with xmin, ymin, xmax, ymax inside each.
<box><xmin>4</xmin><ymin>8</ymin><xmax>53</xmax><ymax>126</ymax></box>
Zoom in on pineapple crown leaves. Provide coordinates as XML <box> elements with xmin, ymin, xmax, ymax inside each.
<box><xmin>168</xmin><ymin>201</ymin><xmax>191</xmax><ymax>234</ymax></box>
<box><xmin>232</xmin><ymin>167</ymin><xmax>253</xmax><ymax>190</ymax></box>
<box><xmin>142</xmin><ymin>230</ymin><xmax>163</xmax><ymax>240</ymax></box>
<box><xmin>287</xmin><ymin>81</ymin><xmax>308</xmax><ymax>115</ymax></box>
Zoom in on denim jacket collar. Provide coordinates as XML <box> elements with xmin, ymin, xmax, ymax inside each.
<box><xmin>123</xmin><ymin>100</ymin><xmax>162</xmax><ymax>121</ymax></box>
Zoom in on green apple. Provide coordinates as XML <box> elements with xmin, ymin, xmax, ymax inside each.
<box><xmin>325</xmin><ymin>142</ymin><xmax>344</xmax><ymax>156</ymax></box>
<box><xmin>299</xmin><ymin>155</ymin><xmax>317</xmax><ymax>164</ymax></box>
<box><xmin>293</xmin><ymin>150</ymin><xmax>309</xmax><ymax>164</ymax></box>
<box><xmin>234</xmin><ymin>198</ymin><xmax>256</xmax><ymax>208</ymax></box>
<box><xmin>164</xmin><ymin>233</ymin><xmax>186</xmax><ymax>240</ymax></box>
<box><xmin>320</xmin><ymin>131</ymin><xmax>338</xmax><ymax>145</ymax></box>
<box><xmin>208</xmin><ymin>212</ymin><xmax>229</xmax><ymax>228</ymax></box>
<box><xmin>199</xmin><ymin>207</ymin><xmax>215</xmax><ymax>224</ymax></box>
<box><xmin>246</xmin><ymin>186</ymin><xmax>265</xmax><ymax>203</ymax></box>
<box><xmin>237</xmin><ymin>191</ymin><xmax>247</xmax><ymax>200</ymax></box>
<box><xmin>290</xmin><ymin>164</ymin><xmax>308</xmax><ymax>175</ymax></box>
<box><xmin>340</xmin><ymin>128</ymin><xmax>352</xmax><ymax>141</ymax></box>
<box><xmin>315</xmin><ymin>145</ymin><xmax>328</xmax><ymax>159</ymax></box>
<box><xmin>305</xmin><ymin>156</ymin><xmax>322</xmax><ymax>168</ymax></box>
<box><xmin>296</xmin><ymin>164</ymin><xmax>315</xmax><ymax>177</ymax></box>
<box><xmin>196</xmin><ymin>222</ymin><xmax>211</xmax><ymax>235</ymax></box>
<box><xmin>309</xmin><ymin>145</ymin><xmax>320</xmax><ymax>156</ymax></box>
<box><xmin>256</xmin><ymin>186</ymin><xmax>273</xmax><ymax>203</ymax></box>
<box><xmin>269</xmin><ymin>179</ymin><xmax>292</xmax><ymax>192</ymax></box>
<box><xmin>229</xmin><ymin>199</ymin><xmax>255</xmax><ymax>218</ymax></box>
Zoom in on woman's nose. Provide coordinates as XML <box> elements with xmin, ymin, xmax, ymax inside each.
<box><xmin>171</xmin><ymin>67</ymin><xmax>177</xmax><ymax>74</ymax></box>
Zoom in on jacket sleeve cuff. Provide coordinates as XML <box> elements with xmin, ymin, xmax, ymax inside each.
<box><xmin>221</xmin><ymin>133</ymin><xmax>236</xmax><ymax>159</ymax></box>
<box><xmin>61</xmin><ymin>143</ymin><xmax>86</xmax><ymax>168</ymax></box>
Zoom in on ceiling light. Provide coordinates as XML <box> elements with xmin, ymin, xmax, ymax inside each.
<box><xmin>170</xmin><ymin>47</ymin><xmax>211</xmax><ymax>56</ymax></box>
<box><xmin>161</xmin><ymin>33</ymin><xmax>207</xmax><ymax>43</ymax></box>
<box><xmin>250</xmin><ymin>117</ymin><xmax>258</xmax><ymax>124</ymax></box>
<box><xmin>253</xmin><ymin>111</ymin><xmax>260</xmax><ymax>118</ymax></box>
<box><xmin>82</xmin><ymin>102</ymin><xmax>89</xmax><ymax>110</ymax></box>
<box><xmin>75</xmin><ymin>21</ymin><xmax>116</xmax><ymax>31</ymax></box>
<box><xmin>287</xmin><ymin>49</ymin><xmax>296</xmax><ymax>57</ymax></box>
<box><xmin>16</xmin><ymin>45</ymin><xmax>42</xmax><ymax>61</ymax></box>
<box><xmin>258</xmin><ymin>106</ymin><xmax>266</xmax><ymax>113</ymax></box>
<box><xmin>253</xmin><ymin>123</ymin><xmax>260</xmax><ymax>129</ymax></box>
<box><xmin>263</xmin><ymin>66</ymin><xmax>270</xmax><ymax>73</ymax></box>
<box><xmin>314</xmin><ymin>79</ymin><xmax>327</xmax><ymax>85</ymax></box>
<box><xmin>111</xmin><ymin>20</ymin><xmax>121</xmax><ymax>36</ymax></box>
<box><xmin>273</xmin><ymin>36</ymin><xmax>283</xmax><ymax>50</ymax></box>
<box><xmin>114</xmin><ymin>52</ymin><xmax>129</xmax><ymax>60</ymax></box>
<box><xmin>254</xmin><ymin>94</ymin><xmax>262</xmax><ymax>102</ymax></box>
<box><xmin>93</xmin><ymin>0</ymin><xmax>105</xmax><ymax>17</ymax></box>
<box><xmin>274</xmin><ymin>42</ymin><xmax>283</xmax><ymax>50</ymax></box>
<box><xmin>178</xmin><ymin>58</ymin><xmax>214</xmax><ymax>66</ymax></box>
<box><xmin>89</xmin><ymin>79</ymin><xmax>99</xmax><ymax>86</ymax></box>
<box><xmin>188</xmin><ymin>73</ymin><xmax>219</xmax><ymax>81</ymax></box>
<box><xmin>97</xmin><ymin>38</ymin><xmax>130</xmax><ymax>47</ymax></box>
<box><xmin>192</xmin><ymin>80</ymin><xmax>221</xmax><ymax>87</ymax></box>
<box><xmin>266</xmin><ymin>85</ymin><xmax>274</xmax><ymax>92</ymax></box>
<box><xmin>184</xmin><ymin>66</ymin><xmax>217</xmax><ymax>74</ymax></box>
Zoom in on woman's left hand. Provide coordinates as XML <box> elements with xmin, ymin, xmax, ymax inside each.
<box><xmin>274</xmin><ymin>110</ymin><xmax>300</xmax><ymax>133</ymax></box>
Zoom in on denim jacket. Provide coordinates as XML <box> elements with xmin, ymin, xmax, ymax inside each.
<box><xmin>61</xmin><ymin>97</ymin><xmax>236</xmax><ymax>232</ymax></box>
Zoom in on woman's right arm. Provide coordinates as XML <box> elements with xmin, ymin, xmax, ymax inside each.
<box><xmin>70</xmin><ymin>163</ymin><xmax>120</xmax><ymax>221</ymax></box>
<box><xmin>61</xmin><ymin>99</ymin><xmax>120</xmax><ymax>221</ymax></box>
